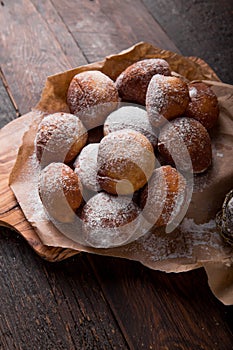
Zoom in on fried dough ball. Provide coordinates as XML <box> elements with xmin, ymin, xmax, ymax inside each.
<box><xmin>158</xmin><ymin>117</ymin><xmax>212</xmax><ymax>173</ymax></box>
<box><xmin>146</xmin><ymin>74</ymin><xmax>189</xmax><ymax>127</ymax></box>
<box><xmin>185</xmin><ymin>82</ymin><xmax>219</xmax><ymax>129</ymax></box>
<box><xmin>39</xmin><ymin>163</ymin><xmax>82</xmax><ymax>223</ymax></box>
<box><xmin>115</xmin><ymin>58</ymin><xmax>171</xmax><ymax>105</ymax></box>
<box><xmin>35</xmin><ymin>112</ymin><xmax>87</xmax><ymax>166</ymax></box>
<box><xmin>67</xmin><ymin>70</ymin><xmax>120</xmax><ymax>129</ymax></box>
<box><xmin>104</xmin><ymin>106</ymin><xmax>157</xmax><ymax>148</ymax></box>
<box><xmin>74</xmin><ymin>143</ymin><xmax>101</xmax><ymax>192</ymax></box>
<box><xmin>81</xmin><ymin>192</ymin><xmax>142</xmax><ymax>248</ymax></box>
<box><xmin>97</xmin><ymin>129</ymin><xmax>156</xmax><ymax>195</ymax></box>
<box><xmin>140</xmin><ymin>165</ymin><xmax>187</xmax><ymax>228</ymax></box>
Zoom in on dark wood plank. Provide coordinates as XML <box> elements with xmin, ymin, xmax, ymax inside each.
<box><xmin>0</xmin><ymin>70</ymin><xmax>18</xmax><ymax>128</ymax></box>
<box><xmin>52</xmin><ymin>0</ymin><xmax>179</xmax><ymax>62</ymax></box>
<box><xmin>0</xmin><ymin>0</ymin><xmax>72</xmax><ymax>114</ymax></box>
<box><xmin>30</xmin><ymin>0</ymin><xmax>87</xmax><ymax>68</ymax></box>
<box><xmin>0</xmin><ymin>229</ymin><xmax>128</xmax><ymax>350</ymax></box>
<box><xmin>143</xmin><ymin>0</ymin><xmax>233</xmax><ymax>84</ymax></box>
<box><xmin>89</xmin><ymin>256</ymin><xmax>233</xmax><ymax>350</ymax></box>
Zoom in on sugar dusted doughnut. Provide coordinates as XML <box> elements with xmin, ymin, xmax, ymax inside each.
<box><xmin>74</xmin><ymin>143</ymin><xmax>101</xmax><ymax>192</ymax></box>
<box><xmin>104</xmin><ymin>106</ymin><xmax>157</xmax><ymax>148</ymax></box>
<box><xmin>67</xmin><ymin>70</ymin><xmax>120</xmax><ymax>129</ymax></box>
<box><xmin>39</xmin><ymin>163</ymin><xmax>82</xmax><ymax>223</ymax></box>
<box><xmin>35</xmin><ymin>112</ymin><xmax>87</xmax><ymax>165</ymax></box>
<box><xmin>97</xmin><ymin>129</ymin><xmax>156</xmax><ymax>195</ymax></box>
<box><xmin>81</xmin><ymin>192</ymin><xmax>142</xmax><ymax>248</ymax></box>
<box><xmin>140</xmin><ymin>165</ymin><xmax>187</xmax><ymax>228</ymax></box>
<box><xmin>146</xmin><ymin>74</ymin><xmax>189</xmax><ymax>127</ymax></box>
<box><xmin>158</xmin><ymin>117</ymin><xmax>212</xmax><ymax>173</ymax></box>
<box><xmin>185</xmin><ymin>82</ymin><xmax>219</xmax><ymax>129</ymax></box>
<box><xmin>115</xmin><ymin>58</ymin><xmax>171</xmax><ymax>105</ymax></box>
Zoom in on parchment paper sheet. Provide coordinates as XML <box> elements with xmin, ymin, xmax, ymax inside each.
<box><xmin>9</xmin><ymin>43</ymin><xmax>233</xmax><ymax>304</ymax></box>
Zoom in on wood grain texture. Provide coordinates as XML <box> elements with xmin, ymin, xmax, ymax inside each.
<box><xmin>0</xmin><ymin>71</ymin><xmax>18</xmax><ymax>128</ymax></box>
<box><xmin>52</xmin><ymin>0</ymin><xmax>179</xmax><ymax>62</ymax></box>
<box><xmin>0</xmin><ymin>0</ymin><xmax>71</xmax><ymax>114</ymax></box>
<box><xmin>0</xmin><ymin>230</ymin><xmax>128</xmax><ymax>350</ymax></box>
<box><xmin>89</xmin><ymin>255</ymin><xmax>233</xmax><ymax>350</ymax></box>
<box><xmin>30</xmin><ymin>0</ymin><xmax>87</xmax><ymax>68</ymax></box>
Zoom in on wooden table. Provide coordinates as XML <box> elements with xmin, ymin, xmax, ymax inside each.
<box><xmin>0</xmin><ymin>1</ymin><xmax>232</xmax><ymax>349</ymax></box>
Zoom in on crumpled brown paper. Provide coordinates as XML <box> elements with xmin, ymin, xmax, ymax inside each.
<box><xmin>9</xmin><ymin>42</ymin><xmax>233</xmax><ymax>304</ymax></box>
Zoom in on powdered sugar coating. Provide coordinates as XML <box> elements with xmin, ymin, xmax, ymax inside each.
<box><xmin>97</xmin><ymin>129</ymin><xmax>156</xmax><ymax>194</ymax></box>
<box><xmin>74</xmin><ymin>143</ymin><xmax>101</xmax><ymax>192</ymax></box>
<box><xmin>185</xmin><ymin>82</ymin><xmax>219</xmax><ymax>129</ymax></box>
<box><xmin>39</xmin><ymin>162</ymin><xmax>82</xmax><ymax>223</ymax></box>
<box><xmin>158</xmin><ymin>117</ymin><xmax>212</xmax><ymax>173</ymax></box>
<box><xmin>115</xmin><ymin>58</ymin><xmax>171</xmax><ymax>105</ymax></box>
<box><xmin>189</xmin><ymin>86</ymin><xmax>198</xmax><ymax>99</ymax></box>
<box><xmin>133</xmin><ymin>217</ymin><xmax>228</xmax><ymax>264</ymax></box>
<box><xmin>35</xmin><ymin>112</ymin><xmax>87</xmax><ymax>166</ymax></box>
<box><xmin>140</xmin><ymin>166</ymin><xmax>187</xmax><ymax>228</ymax></box>
<box><xmin>104</xmin><ymin>106</ymin><xmax>157</xmax><ymax>147</ymax></box>
<box><xmin>81</xmin><ymin>192</ymin><xmax>143</xmax><ymax>248</ymax></box>
<box><xmin>67</xmin><ymin>70</ymin><xmax>120</xmax><ymax>130</ymax></box>
<box><xmin>146</xmin><ymin>74</ymin><xmax>189</xmax><ymax>127</ymax></box>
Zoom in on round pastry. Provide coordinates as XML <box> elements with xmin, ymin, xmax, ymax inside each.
<box><xmin>158</xmin><ymin>117</ymin><xmax>212</xmax><ymax>173</ymax></box>
<box><xmin>104</xmin><ymin>106</ymin><xmax>157</xmax><ymax>147</ymax></box>
<box><xmin>97</xmin><ymin>129</ymin><xmax>156</xmax><ymax>195</ymax></box>
<box><xmin>74</xmin><ymin>143</ymin><xmax>101</xmax><ymax>192</ymax></box>
<box><xmin>81</xmin><ymin>192</ymin><xmax>142</xmax><ymax>248</ymax></box>
<box><xmin>35</xmin><ymin>112</ymin><xmax>87</xmax><ymax>166</ymax></box>
<box><xmin>39</xmin><ymin>162</ymin><xmax>82</xmax><ymax>223</ymax></box>
<box><xmin>185</xmin><ymin>82</ymin><xmax>219</xmax><ymax>129</ymax></box>
<box><xmin>140</xmin><ymin>165</ymin><xmax>187</xmax><ymax>228</ymax></box>
<box><xmin>115</xmin><ymin>58</ymin><xmax>171</xmax><ymax>105</ymax></box>
<box><xmin>67</xmin><ymin>70</ymin><xmax>120</xmax><ymax>130</ymax></box>
<box><xmin>146</xmin><ymin>74</ymin><xmax>190</xmax><ymax>127</ymax></box>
